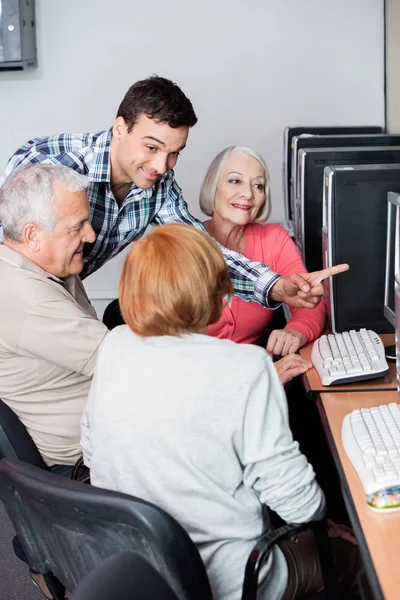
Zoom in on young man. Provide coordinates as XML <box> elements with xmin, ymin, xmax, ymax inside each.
<box><xmin>0</xmin><ymin>75</ymin><xmax>346</xmax><ymax>309</ymax></box>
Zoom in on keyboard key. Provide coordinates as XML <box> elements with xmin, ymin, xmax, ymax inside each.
<box><xmin>364</xmin><ymin>455</ymin><xmax>376</xmax><ymax>467</ymax></box>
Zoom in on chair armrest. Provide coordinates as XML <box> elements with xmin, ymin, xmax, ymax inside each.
<box><xmin>71</xmin><ymin>457</ymin><xmax>90</xmax><ymax>484</ymax></box>
<box><xmin>241</xmin><ymin>520</ymin><xmax>338</xmax><ymax>600</ymax></box>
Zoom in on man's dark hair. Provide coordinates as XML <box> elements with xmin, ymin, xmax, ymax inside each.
<box><xmin>116</xmin><ymin>75</ymin><xmax>198</xmax><ymax>132</ymax></box>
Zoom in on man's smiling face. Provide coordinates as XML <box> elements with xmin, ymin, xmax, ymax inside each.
<box><xmin>111</xmin><ymin>113</ymin><xmax>189</xmax><ymax>189</ymax></box>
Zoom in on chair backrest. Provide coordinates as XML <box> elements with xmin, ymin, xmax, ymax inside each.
<box><xmin>70</xmin><ymin>551</ymin><xmax>179</xmax><ymax>600</ymax></box>
<box><xmin>102</xmin><ymin>299</ymin><xmax>124</xmax><ymax>330</ymax></box>
<box><xmin>0</xmin><ymin>398</ymin><xmax>46</xmax><ymax>468</ymax></box>
<box><xmin>0</xmin><ymin>458</ymin><xmax>213</xmax><ymax>600</ymax></box>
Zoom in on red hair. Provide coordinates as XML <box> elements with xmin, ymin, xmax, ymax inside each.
<box><xmin>119</xmin><ymin>224</ymin><xmax>233</xmax><ymax>337</ymax></box>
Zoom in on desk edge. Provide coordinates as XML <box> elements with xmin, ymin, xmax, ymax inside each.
<box><xmin>317</xmin><ymin>396</ymin><xmax>385</xmax><ymax>600</ymax></box>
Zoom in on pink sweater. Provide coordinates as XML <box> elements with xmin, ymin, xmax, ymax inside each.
<box><xmin>208</xmin><ymin>223</ymin><xmax>326</xmax><ymax>345</ymax></box>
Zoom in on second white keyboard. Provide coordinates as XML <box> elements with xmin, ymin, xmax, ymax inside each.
<box><xmin>311</xmin><ymin>329</ymin><xmax>389</xmax><ymax>386</ymax></box>
<box><xmin>342</xmin><ymin>402</ymin><xmax>400</xmax><ymax>495</ymax></box>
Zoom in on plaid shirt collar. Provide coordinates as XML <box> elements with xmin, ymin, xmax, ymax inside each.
<box><xmin>88</xmin><ymin>129</ymin><xmax>112</xmax><ymax>183</ymax></box>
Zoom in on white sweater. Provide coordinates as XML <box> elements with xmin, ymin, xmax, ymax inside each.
<box><xmin>81</xmin><ymin>327</ymin><xmax>325</xmax><ymax>600</ymax></box>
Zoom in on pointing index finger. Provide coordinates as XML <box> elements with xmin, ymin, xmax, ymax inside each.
<box><xmin>310</xmin><ymin>263</ymin><xmax>349</xmax><ymax>286</ymax></box>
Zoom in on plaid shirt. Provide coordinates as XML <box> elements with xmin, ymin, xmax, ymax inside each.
<box><xmin>0</xmin><ymin>130</ymin><xmax>281</xmax><ymax>307</ymax></box>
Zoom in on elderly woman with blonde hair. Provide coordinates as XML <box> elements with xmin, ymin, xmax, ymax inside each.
<box><xmin>81</xmin><ymin>223</ymin><xmax>359</xmax><ymax>600</ymax></box>
<box><xmin>200</xmin><ymin>146</ymin><xmax>326</xmax><ymax>385</ymax></box>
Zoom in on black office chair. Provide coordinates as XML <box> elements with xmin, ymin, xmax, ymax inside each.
<box><xmin>0</xmin><ymin>457</ymin><xmax>213</xmax><ymax>600</ymax></box>
<box><xmin>0</xmin><ymin>458</ymin><xmax>339</xmax><ymax>600</ymax></box>
<box><xmin>70</xmin><ymin>551</ymin><xmax>179</xmax><ymax>600</ymax></box>
<box><xmin>0</xmin><ymin>398</ymin><xmax>46</xmax><ymax>468</ymax></box>
<box><xmin>102</xmin><ymin>298</ymin><xmax>124</xmax><ymax>330</ymax></box>
<box><xmin>0</xmin><ymin>397</ymin><xmax>88</xmax><ymax>480</ymax></box>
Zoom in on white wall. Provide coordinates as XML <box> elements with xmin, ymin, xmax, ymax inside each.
<box><xmin>386</xmin><ymin>0</ymin><xmax>400</xmax><ymax>132</ymax></box>
<box><xmin>0</xmin><ymin>0</ymin><xmax>385</xmax><ymax>316</ymax></box>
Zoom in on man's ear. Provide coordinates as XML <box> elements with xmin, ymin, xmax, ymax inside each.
<box><xmin>112</xmin><ymin>117</ymin><xmax>128</xmax><ymax>140</ymax></box>
<box><xmin>22</xmin><ymin>223</ymin><xmax>41</xmax><ymax>252</ymax></box>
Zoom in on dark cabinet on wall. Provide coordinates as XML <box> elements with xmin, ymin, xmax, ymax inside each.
<box><xmin>0</xmin><ymin>0</ymin><xmax>36</xmax><ymax>70</ymax></box>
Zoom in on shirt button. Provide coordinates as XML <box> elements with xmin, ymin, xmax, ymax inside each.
<box><xmin>228</xmin><ymin>321</ymin><xmax>234</xmax><ymax>327</ymax></box>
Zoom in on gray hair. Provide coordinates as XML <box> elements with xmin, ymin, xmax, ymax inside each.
<box><xmin>0</xmin><ymin>164</ymin><xmax>89</xmax><ymax>242</ymax></box>
<box><xmin>199</xmin><ymin>146</ymin><xmax>271</xmax><ymax>223</ymax></box>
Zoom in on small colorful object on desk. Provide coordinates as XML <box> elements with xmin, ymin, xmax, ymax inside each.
<box><xmin>367</xmin><ymin>486</ymin><xmax>400</xmax><ymax>512</ymax></box>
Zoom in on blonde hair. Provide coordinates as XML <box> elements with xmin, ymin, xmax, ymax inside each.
<box><xmin>119</xmin><ymin>224</ymin><xmax>233</xmax><ymax>337</ymax></box>
<box><xmin>199</xmin><ymin>146</ymin><xmax>271</xmax><ymax>223</ymax></box>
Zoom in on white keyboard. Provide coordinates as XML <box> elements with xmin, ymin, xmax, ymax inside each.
<box><xmin>342</xmin><ymin>403</ymin><xmax>400</xmax><ymax>495</ymax></box>
<box><xmin>311</xmin><ymin>329</ymin><xmax>388</xmax><ymax>386</ymax></box>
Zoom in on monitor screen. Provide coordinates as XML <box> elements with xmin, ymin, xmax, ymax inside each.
<box><xmin>385</xmin><ymin>192</ymin><xmax>400</xmax><ymax>326</ymax></box>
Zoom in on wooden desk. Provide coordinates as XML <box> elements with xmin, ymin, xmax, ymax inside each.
<box><xmin>300</xmin><ymin>334</ymin><xmax>397</xmax><ymax>396</ymax></box>
<box><xmin>319</xmin><ymin>390</ymin><xmax>400</xmax><ymax>600</ymax></box>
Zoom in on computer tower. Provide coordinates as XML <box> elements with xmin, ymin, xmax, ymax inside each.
<box><xmin>290</xmin><ymin>134</ymin><xmax>400</xmax><ymax>221</ymax></box>
<box><xmin>0</xmin><ymin>0</ymin><xmax>37</xmax><ymax>70</ymax></box>
<box><xmin>295</xmin><ymin>146</ymin><xmax>400</xmax><ymax>273</ymax></box>
<box><xmin>323</xmin><ymin>164</ymin><xmax>400</xmax><ymax>334</ymax></box>
<box><xmin>283</xmin><ymin>126</ymin><xmax>383</xmax><ymax>223</ymax></box>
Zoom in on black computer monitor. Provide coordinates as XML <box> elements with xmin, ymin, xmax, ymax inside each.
<box><xmin>291</xmin><ymin>134</ymin><xmax>400</xmax><ymax>220</ymax></box>
<box><xmin>295</xmin><ymin>146</ymin><xmax>400</xmax><ymax>273</ymax></box>
<box><xmin>323</xmin><ymin>164</ymin><xmax>400</xmax><ymax>334</ymax></box>
<box><xmin>383</xmin><ymin>192</ymin><xmax>400</xmax><ymax>361</ymax></box>
<box><xmin>384</xmin><ymin>192</ymin><xmax>399</xmax><ymax>328</ymax></box>
<box><xmin>283</xmin><ymin>126</ymin><xmax>383</xmax><ymax>222</ymax></box>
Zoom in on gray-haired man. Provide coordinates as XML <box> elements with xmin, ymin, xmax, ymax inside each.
<box><xmin>0</xmin><ymin>164</ymin><xmax>108</xmax><ymax>466</ymax></box>
<box><xmin>0</xmin><ymin>164</ymin><xmax>108</xmax><ymax>594</ymax></box>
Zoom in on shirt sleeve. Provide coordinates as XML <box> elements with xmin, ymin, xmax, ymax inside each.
<box><xmin>1</xmin><ymin>143</ymin><xmax>88</xmax><ymax>183</ymax></box>
<box><xmin>152</xmin><ymin>178</ymin><xmax>282</xmax><ymax>309</ymax></box>
<box><xmin>240</xmin><ymin>353</ymin><xmax>326</xmax><ymax>524</ymax></box>
<box><xmin>18</xmin><ymin>299</ymin><xmax>108</xmax><ymax>377</ymax></box>
<box><xmin>272</xmin><ymin>226</ymin><xmax>326</xmax><ymax>342</ymax></box>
